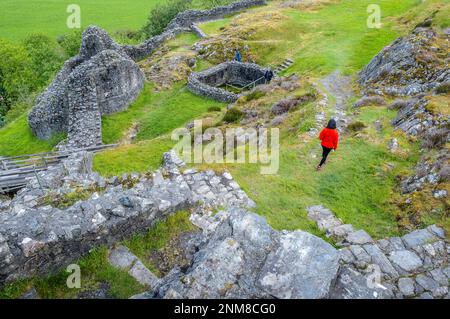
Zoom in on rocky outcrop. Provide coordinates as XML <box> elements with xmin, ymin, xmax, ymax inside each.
<box><xmin>358</xmin><ymin>28</ymin><xmax>449</xmax><ymax>96</ymax></box>
<box><xmin>0</xmin><ymin>151</ymin><xmax>254</xmax><ymax>285</ymax></box>
<box><xmin>307</xmin><ymin>205</ymin><xmax>449</xmax><ymax>299</ymax></box>
<box><xmin>188</xmin><ymin>61</ymin><xmax>269</xmax><ymax>102</ymax></box>
<box><xmin>28</xmin><ymin>26</ymin><xmax>145</xmax><ymax>148</ymax></box>
<box><xmin>134</xmin><ymin>207</ymin><xmax>340</xmax><ymax>299</ymax></box>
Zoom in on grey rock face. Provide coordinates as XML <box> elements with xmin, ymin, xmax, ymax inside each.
<box><xmin>188</xmin><ymin>61</ymin><xmax>269</xmax><ymax>103</ymax></box>
<box><xmin>398</xmin><ymin>277</ymin><xmax>415</xmax><ymax>297</ymax></box>
<box><xmin>402</xmin><ymin>228</ymin><xmax>438</xmax><ymax>249</ymax></box>
<box><xmin>149</xmin><ymin>208</ymin><xmax>339</xmax><ymax>299</ymax></box>
<box><xmin>259</xmin><ymin>231</ymin><xmax>339</xmax><ymax>299</ymax></box>
<box><xmin>307</xmin><ymin>205</ymin><xmax>449</xmax><ymax>299</ymax></box>
<box><xmin>329</xmin><ymin>266</ymin><xmax>393</xmax><ymax>299</ymax></box>
<box><xmin>359</xmin><ymin>28</ymin><xmax>449</xmax><ymax>96</ymax></box>
<box><xmin>345</xmin><ymin>230</ymin><xmax>373</xmax><ymax>245</ymax></box>
<box><xmin>388</xmin><ymin>250</ymin><xmax>423</xmax><ymax>272</ymax></box>
<box><xmin>28</xmin><ymin>26</ymin><xmax>144</xmax><ymax>148</ymax></box>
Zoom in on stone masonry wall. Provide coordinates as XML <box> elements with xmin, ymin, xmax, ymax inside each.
<box><xmin>0</xmin><ymin>151</ymin><xmax>254</xmax><ymax>285</ymax></box>
<box><xmin>123</xmin><ymin>0</ymin><xmax>266</xmax><ymax>62</ymax></box>
<box><xmin>187</xmin><ymin>61</ymin><xmax>268</xmax><ymax>102</ymax></box>
<box><xmin>28</xmin><ymin>26</ymin><xmax>145</xmax><ymax>149</ymax></box>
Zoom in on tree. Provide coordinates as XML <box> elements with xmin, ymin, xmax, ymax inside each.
<box><xmin>23</xmin><ymin>34</ymin><xmax>65</xmax><ymax>89</ymax></box>
<box><xmin>141</xmin><ymin>0</ymin><xmax>192</xmax><ymax>38</ymax></box>
<box><xmin>0</xmin><ymin>38</ymin><xmax>33</xmax><ymax>108</ymax></box>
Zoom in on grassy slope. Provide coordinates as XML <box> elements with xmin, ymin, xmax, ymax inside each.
<box><xmin>1</xmin><ymin>0</ymin><xmax>449</xmax><ymax>299</ymax></box>
<box><xmin>0</xmin><ymin>0</ymin><xmax>162</xmax><ymax>41</ymax></box>
<box><xmin>0</xmin><ymin>115</ymin><xmax>64</xmax><ymax>156</ymax></box>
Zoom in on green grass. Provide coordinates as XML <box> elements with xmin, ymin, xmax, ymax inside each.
<box><xmin>125</xmin><ymin>210</ymin><xmax>197</xmax><ymax>277</ymax></box>
<box><xmin>93</xmin><ymin>137</ymin><xmax>175</xmax><ymax>177</ymax></box>
<box><xmin>102</xmin><ymin>83</ymin><xmax>226</xmax><ymax>144</ymax></box>
<box><xmin>0</xmin><ymin>247</ymin><xmax>145</xmax><ymax>299</ymax></box>
<box><xmin>0</xmin><ymin>114</ymin><xmax>64</xmax><ymax>156</ymax></box>
<box><xmin>200</xmin><ymin>0</ymin><xmax>423</xmax><ymax>75</ymax></box>
<box><xmin>0</xmin><ymin>0</ymin><xmax>166</xmax><ymax>41</ymax></box>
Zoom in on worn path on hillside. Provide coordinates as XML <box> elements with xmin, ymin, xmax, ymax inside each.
<box><xmin>320</xmin><ymin>70</ymin><xmax>353</xmax><ymax>133</ymax></box>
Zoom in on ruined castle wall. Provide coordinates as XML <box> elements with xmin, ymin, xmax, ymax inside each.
<box><xmin>123</xmin><ymin>0</ymin><xmax>266</xmax><ymax>62</ymax></box>
<box><xmin>0</xmin><ymin>151</ymin><xmax>255</xmax><ymax>285</ymax></box>
<box><xmin>187</xmin><ymin>61</ymin><xmax>268</xmax><ymax>103</ymax></box>
<box><xmin>167</xmin><ymin>0</ymin><xmax>266</xmax><ymax>30</ymax></box>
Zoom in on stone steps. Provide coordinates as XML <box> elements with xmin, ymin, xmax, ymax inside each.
<box><xmin>108</xmin><ymin>245</ymin><xmax>159</xmax><ymax>289</ymax></box>
<box><xmin>307</xmin><ymin>205</ymin><xmax>450</xmax><ymax>299</ymax></box>
<box><xmin>273</xmin><ymin>58</ymin><xmax>294</xmax><ymax>75</ymax></box>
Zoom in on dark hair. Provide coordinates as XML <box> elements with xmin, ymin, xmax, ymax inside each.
<box><xmin>326</xmin><ymin>119</ymin><xmax>337</xmax><ymax>129</ymax></box>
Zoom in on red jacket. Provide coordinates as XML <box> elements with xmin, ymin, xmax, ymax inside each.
<box><xmin>319</xmin><ymin>128</ymin><xmax>339</xmax><ymax>150</ymax></box>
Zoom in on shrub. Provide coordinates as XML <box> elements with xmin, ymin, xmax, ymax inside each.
<box><xmin>141</xmin><ymin>0</ymin><xmax>192</xmax><ymax>38</ymax></box>
<box><xmin>435</xmin><ymin>82</ymin><xmax>450</xmax><ymax>95</ymax></box>
<box><xmin>222</xmin><ymin>107</ymin><xmax>244</xmax><ymax>123</ymax></box>
<box><xmin>207</xmin><ymin>106</ymin><xmax>221</xmax><ymax>112</ymax></box>
<box><xmin>57</xmin><ymin>30</ymin><xmax>83</xmax><ymax>57</ymax></box>
<box><xmin>353</xmin><ymin>95</ymin><xmax>386</xmax><ymax>108</ymax></box>
<box><xmin>113</xmin><ymin>29</ymin><xmax>141</xmax><ymax>45</ymax></box>
<box><xmin>245</xmin><ymin>89</ymin><xmax>266</xmax><ymax>102</ymax></box>
<box><xmin>347</xmin><ymin>121</ymin><xmax>366</xmax><ymax>132</ymax></box>
<box><xmin>421</xmin><ymin>127</ymin><xmax>449</xmax><ymax>149</ymax></box>
<box><xmin>0</xmin><ymin>38</ymin><xmax>34</xmax><ymax>112</ymax></box>
<box><xmin>389</xmin><ymin>99</ymin><xmax>408</xmax><ymax>110</ymax></box>
<box><xmin>23</xmin><ymin>34</ymin><xmax>65</xmax><ymax>89</ymax></box>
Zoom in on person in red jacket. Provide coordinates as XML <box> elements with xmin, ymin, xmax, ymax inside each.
<box><xmin>317</xmin><ymin>119</ymin><xmax>339</xmax><ymax>171</ymax></box>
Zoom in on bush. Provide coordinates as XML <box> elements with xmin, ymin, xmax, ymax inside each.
<box><xmin>245</xmin><ymin>89</ymin><xmax>266</xmax><ymax>102</ymax></box>
<box><xmin>113</xmin><ymin>29</ymin><xmax>141</xmax><ymax>45</ymax></box>
<box><xmin>207</xmin><ymin>106</ymin><xmax>221</xmax><ymax>112</ymax></box>
<box><xmin>141</xmin><ymin>0</ymin><xmax>192</xmax><ymax>38</ymax></box>
<box><xmin>422</xmin><ymin>127</ymin><xmax>449</xmax><ymax>149</ymax></box>
<box><xmin>347</xmin><ymin>121</ymin><xmax>366</xmax><ymax>132</ymax></box>
<box><xmin>0</xmin><ymin>38</ymin><xmax>34</xmax><ymax>113</ymax></box>
<box><xmin>57</xmin><ymin>30</ymin><xmax>83</xmax><ymax>57</ymax></box>
<box><xmin>353</xmin><ymin>95</ymin><xmax>386</xmax><ymax>108</ymax></box>
<box><xmin>222</xmin><ymin>107</ymin><xmax>244</xmax><ymax>123</ymax></box>
<box><xmin>389</xmin><ymin>99</ymin><xmax>408</xmax><ymax>110</ymax></box>
<box><xmin>435</xmin><ymin>82</ymin><xmax>450</xmax><ymax>94</ymax></box>
<box><xmin>23</xmin><ymin>34</ymin><xmax>65</xmax><ymax>88</ymax></box>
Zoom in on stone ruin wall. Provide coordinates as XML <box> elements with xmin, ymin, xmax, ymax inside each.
<box><xmin>0</xmin><ymin>151</ymin><xmax>255</xmax><ymax>285</ymax></box>
<box><xmin>28</xmin><ymin>27</ymin><xmax>145</xmax><ymax>149</ymax></box>
<box><xmin>28</xmin><ymin>0</ymin><xmax>267</xmax><ymax>149</ymax></box>
<box><xmin>187</xmin><ymin>61</ymin><xmax>268</xmax><ymax>102</ymax></box>
<box><xmin>123</xmin><ymin>0</ymin><xmax>267</xmax><ymax>61</ymax></box>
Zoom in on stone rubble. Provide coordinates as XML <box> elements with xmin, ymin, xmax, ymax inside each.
<box><xmin>307</xmin><ymin>205</ymin><xmax>449</xmax><ymax>299</ymax></box>
<box><xmin>134</xmin><ymin>207</ymin><xmax>340</xmax><ymax>299</ymax></box>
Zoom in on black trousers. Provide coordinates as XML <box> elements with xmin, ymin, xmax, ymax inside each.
<box><xmin>319</xmin><ymin>146</ymin><xmax>333</xmax><ymax>167</ymax></box>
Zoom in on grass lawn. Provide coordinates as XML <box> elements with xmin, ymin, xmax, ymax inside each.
<box><xmin>0</xmin><ymin>114</ymin><xmax>64</xmax><ymax>156</ymax></box>
<box><xmin>0</xmin><ymin>0</ymin><xmax>163</xmax><ymax>41</ymax></box>
<box><xmin>102</xmin><ymin>83</ymin><xmax>226</xmax><ymax>144</ymax></box>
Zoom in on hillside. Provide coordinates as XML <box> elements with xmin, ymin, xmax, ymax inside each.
<box><xmin>0</xmin><ymin>0</ymin><xmax>449</xmax><ymax>300</ymax></box>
